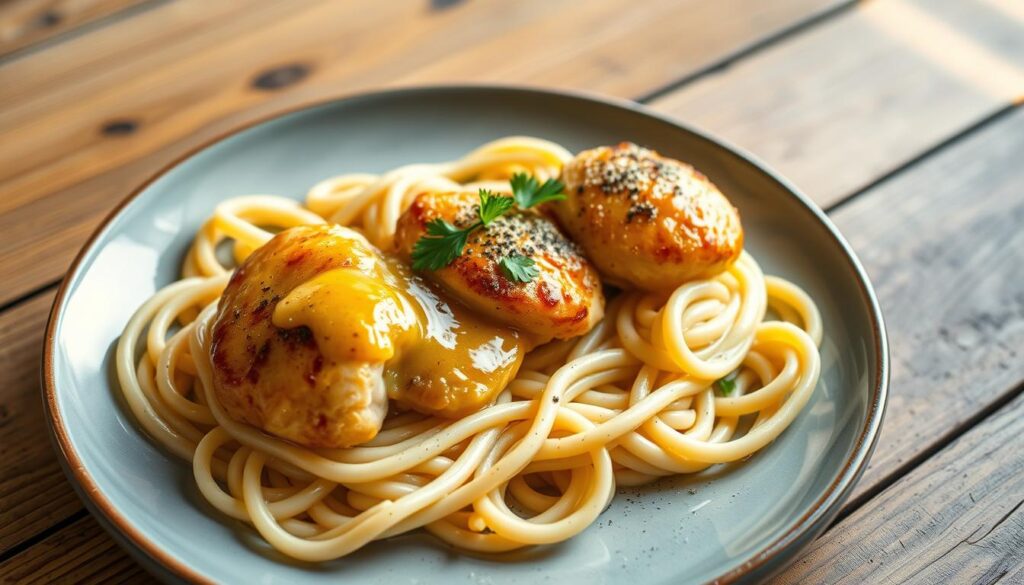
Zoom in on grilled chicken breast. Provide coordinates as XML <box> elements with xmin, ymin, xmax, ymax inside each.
<box><xmin>209</xmin><ymin>224</ymin><xmax>534</xmax><ymax>445</ymax></box>
<box><xmin>553</xmin><ymin>142</ymin><xmax>743</xmax><ymax>291</ymax></box>
<box><xmin>209</xmin><ymin>226</ymin><xmax>391</xmax><ymax>449</ymax></box>
<box><xmin>394</xmin><ymin>190</ymin><xmax>604</xmax><ymax>343</ymax></box>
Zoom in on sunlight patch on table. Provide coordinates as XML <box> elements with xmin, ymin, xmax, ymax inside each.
<box><xmin>864</xmin><ymin>0</ymin><xmax>1024</xmax><ymax>104</ymax></box>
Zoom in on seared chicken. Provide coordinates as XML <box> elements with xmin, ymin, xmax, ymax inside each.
<box><xmin>394</xmin><ymin>191</ymin><xmax>605</xmax><ymax>343</ymax></box>
<box><xmin>209</xmin><ymin>224</ymin><xmax>531</xmax><ymax>447</ymax></box>
<box><xmin>553</xmin><ymin>143</ymin><xmax>743</xmax><ymax>291</ymax></box>
<box><xmin>209</xmin><ymin>226</ymin><xmax>392</xmax><ymax>449</ymax></box>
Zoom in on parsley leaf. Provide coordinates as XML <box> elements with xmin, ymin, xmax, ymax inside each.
<box><xmin>410</xmin><ymin>173</ymin><xmax>564</xmax><ymax>273</ymax></box>
<box><xmin>411</xmin><ymin>219</ymin><xmax>474</xmax><ymax>271</ymax></box>
<box><xmin>499</xmin><ymin>255</ymin><xmax>540</xmax><ymax>283</ymax></box>
<box><xmin>478</xmin><ymin>189</ymin><xmax>515</xmax><ymax>225</ymax></box>
<box><xmin>714</xmin><ymin>373</ymin><xmax>738</xmax><ymax>396</ymax></box>
<box><xmin>511</xmin><ymin>172</ymin><xmax>566</xmax><ymax>208</ymax></box>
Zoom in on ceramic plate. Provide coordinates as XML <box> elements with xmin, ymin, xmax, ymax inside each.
<box><xmin>44</xmin><ymin>86</ymin><xmax>888</xmax><ymax>584</ymax></box>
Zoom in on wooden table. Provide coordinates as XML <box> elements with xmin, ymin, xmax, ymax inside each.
<box><xmin>1</xmin><ymin>0</ymin><xmax>1022</xmax><ymax>582</ymax></box>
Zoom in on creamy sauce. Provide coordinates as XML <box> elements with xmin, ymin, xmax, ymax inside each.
<box><xmin>272</xmin><ymin>242</ymin><xmax>525</xmax><ymax>418</ymax></box>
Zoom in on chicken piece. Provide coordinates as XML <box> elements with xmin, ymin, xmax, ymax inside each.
<box><xmin>209</xmin><ymin>225</ymin><xmax>394</xmax><ymax>449</ymax></box>
<box><xmin>209</xmin><ymin>224</ymin><xmax>531</xmax><ymax>442</ymax></box>
<box><xmin>552</xmin><ymin>142</ymin><xmax>743</xmax><ymax>291</ymax></box>
<box><xmin>393</xmin><ymin>191</ymin><xmax>605</xmax><ymax>343</ymax></box>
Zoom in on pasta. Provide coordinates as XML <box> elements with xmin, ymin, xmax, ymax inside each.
<box><xmin>115</xmin><ymin>137</ymin><xmax>822</xmax><ymax>561</ymax></box>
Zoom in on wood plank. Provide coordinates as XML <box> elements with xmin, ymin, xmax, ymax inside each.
<box><xmin>0</xmin><ymin>290</ymin><xmax>83</xmax><ymax>554</ymax></box>
<box><xmin>0</xmin><ymin>515</ymin><xmax>150</xmax><ymax>584</ymax></box>
<box><xmin>0</xmin><ymin>0</ymin><xmax>148</xmax><ymax>58</ymax></box>
<box><xmin>823</xmin><ymin>105</ymin><xmax>1024</xmax><ymax>503</ymax></box>
<box><xmin>0</xmin><ymin>0</ymin><xmax>841</xmax><ymax>109</ymax></box>
<box><xmin>0</xmin><ymin>0</ymin><xmax>843</xmax><ymax>306</ymax></box>
<box><xmin>773</xmin><ymin>394</ymin><xmax>1024</xmax><ymax>584</ymax></box>
<box><xmin>650</xmin><ymin>0</ymin><xmax>1024</xmax><ymax>207</ymax></box>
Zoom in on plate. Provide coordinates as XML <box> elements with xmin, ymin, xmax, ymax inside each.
<box><xmin>43</xmin><ymin>86</ymin><xmax>888</xmax><ymax>584</ymax></box>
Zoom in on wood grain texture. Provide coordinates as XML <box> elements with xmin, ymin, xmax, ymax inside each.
<box><xmin>0</xmin><ymin>515</ymin><xmax>150</xmax><ymax>584</ymax></box>
<box><xmin>650</xmin><ymin>0</ymin><xmax>1024</xmax><ymax>207</ymax></box>
<box><xmin>773</xmin><ymin>394</ymin><xmax>1024</xmax><ymax>583</ymax></box>
<box><xmin>0</xmin><ymin>0</ymin><xmax>843</xmax><ymax>306</ymax></box>
<box><xmin>826</xmin><ymin>105</ymin><xmax>1024</xmax><ymax>504</ymax></box>
<box><xmin>0</xmin><ymin>0</ymin><xmax>148</xmax><ymax>57</ymax></box>
<box><xmin>0</xmin><ymin>290</ymin><xmax>83</xmax><ymax>555</ymax></box>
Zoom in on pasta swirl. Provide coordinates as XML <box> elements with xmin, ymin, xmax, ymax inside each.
<box><xmin>116</xmin><ymin>137</ymin><xmax>822</xmax><ymax>561</ymax></box>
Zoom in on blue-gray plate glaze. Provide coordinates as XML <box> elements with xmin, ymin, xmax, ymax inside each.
<box><xmin>44</xmin><ymin>86</ymin><xmax>888</xmax><ymax>584</ymax></box>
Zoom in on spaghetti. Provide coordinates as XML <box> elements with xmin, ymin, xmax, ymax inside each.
<box><xmin>115</xmin><ymin>137</ymin><xmax>822</xmax><ymax>561</ymax></box>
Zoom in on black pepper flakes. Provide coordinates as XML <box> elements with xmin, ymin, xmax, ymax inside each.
<box><xmin>580</xmin><ymin>142</ymin><xmax>686</xmax><ymax>204</ymax></box>
<box><xmin>626</xmin><ymin>202</ymin><xmax>657</xmax><ymax>223</ymax></box>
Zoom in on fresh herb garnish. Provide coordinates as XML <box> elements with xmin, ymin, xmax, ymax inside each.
<box><xmin>410</xmin><ymin>218</ymin><xmax>474</xmax><ymax>271</ymax></box>
<box><xmin>410</xmin><ymin>174</ymin><xmax>566</xmax><ymax>281</ymax></box>
<box><xmin>714</xmin><ymin>373</ymin><xmax>738</xmax><ymax>396</ymax></box>
<box><xmin>511</xmin><ymin>172</ymin><xmax>566</xmax><ymax>208</ymax></box>
<box><xmin>499</xmin><ymin>254</ymin><xmax>540</xmax><ymax>283</ymax></box>
<box><xmin>410</xmin><ymin>188</ymin><xmax>514</xmax><ymax>271</ymax></box>
<box><xmin>478</xmin><ymin>190</ymin><xmax>515</xmax><ymax>225</ymax></box>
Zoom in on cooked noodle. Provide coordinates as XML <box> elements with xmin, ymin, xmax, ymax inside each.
<box><xmin>115</xmin><ymin>137</ymin><xmax>822</xmax><ymax>561</ymax></box>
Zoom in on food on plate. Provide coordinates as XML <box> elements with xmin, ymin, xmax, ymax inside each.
<box><xmin>554</xmin><ymin>142</ymin><xmax>743</xmax><ymax>291</ymax></box>
<box><xmin>394</xmin><ymin>189</ymin><xmax>604</xmax><ymax>343</ymax></box>
<box><xmin>116</xmin><ymin>136</ymin><xmax>822</xmax><ymax>562</ymax></box>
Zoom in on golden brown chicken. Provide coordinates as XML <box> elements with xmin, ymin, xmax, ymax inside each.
<box><xmin>552</xmin><ymin>142</ymin><xmax>743</xmax><ymax>291</ymax></box>
<box><xmin>393</xmin><ymin>190</ymin><xmax>605</xmax><ymax>343</ymax></box>
<box><xmin>208</xmin><ymin>224</ymin><xmax>529</xmax><ymax>448</ymax></box>
<box><xmin>209</xmin><ymin>226</ymin><xmax>394</xmax><ymax>448</ymax></box>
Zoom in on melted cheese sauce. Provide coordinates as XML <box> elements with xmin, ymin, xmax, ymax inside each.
<box><xmin>273</xmin><ymin>244</ymin><xmax>526</xmax><ymax>418</ymax></box>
